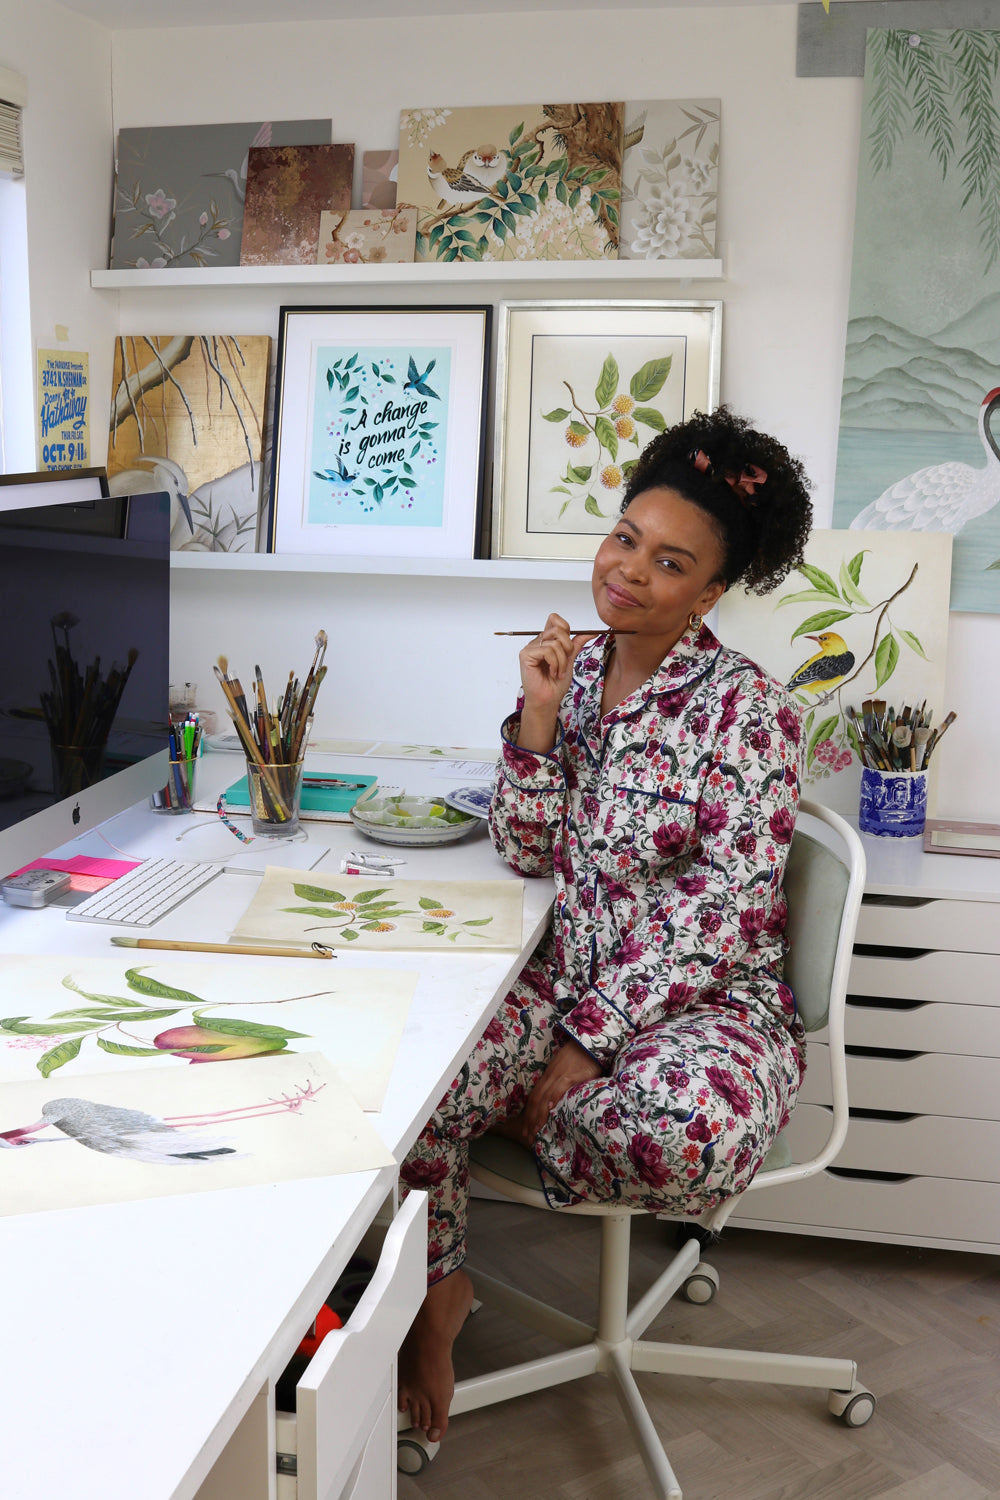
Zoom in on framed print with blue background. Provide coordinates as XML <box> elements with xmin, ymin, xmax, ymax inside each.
<box><xmin>268</xmin><ymin>304</ymin><xmax>491</xmax><ymax>558</ymax></box>
<box><xmin>492</xmin><ymin>299</ymin><xmax>721</xmax><ymax>561</ymax></box>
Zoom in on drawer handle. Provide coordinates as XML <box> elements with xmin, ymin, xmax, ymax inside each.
<box><xmin>828</xmin><ymin>1166</ymin><xmax>914</xmax><ymax>1183</ymax></box>
<box><xmin>847</xmin><ymin>994</ymin><xmax>925</xmax><ymax>1012</ymax></box>
<box><xmin>861</xmin><ymin>895</ymin><xmax>933</xmax><ymax>909</ymax></box>
<box><xmin>846</xmin><ymin>1045</ymin><xmax>923</xmax><ymax>1060</ymax></box>
<box><xmin>849</xmin><ymin>1107</ymin><xmax>918</xmax><ymax>1122</ymax></box>
<box><xmin>854</xmin><ymin>944</ymin><xmax>931</xmax><ymax>960</ymax></box>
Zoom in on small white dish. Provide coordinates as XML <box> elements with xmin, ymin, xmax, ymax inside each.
<box><xmin>443</xmin><ymin>784</ymin><xmax>495</xmax><ymax>820</ymax></box>
<box><xmin>349</xmin><ymin>791</ymin><xmax>481</xmax><ymax>847</ymax></box>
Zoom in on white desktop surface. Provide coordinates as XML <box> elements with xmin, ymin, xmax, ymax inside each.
<box><xmin>0</xmin><ymin>752</ymin><xmax>553</xmax><ymax>1500</ymax></box>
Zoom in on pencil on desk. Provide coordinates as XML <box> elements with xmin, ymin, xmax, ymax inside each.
<box><xmin>110</xmin><ymin>936</ymin><xmax>335</xmax><ymax>959</ymax></box>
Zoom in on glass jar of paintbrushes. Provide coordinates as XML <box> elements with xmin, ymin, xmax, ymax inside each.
<box><xmin>846</xmin><ymin>700</ymin><xmax>956</xmax><ymax>839</ymax></box>
<box><xmin>214</xmin><ymin>631</ymin><xmax>328</xmax><ymax>838</ymax></box>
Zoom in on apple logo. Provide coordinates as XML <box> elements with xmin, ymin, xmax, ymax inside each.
<box><xmin>72</xmin><ymin>803</ymin><xmax>81</xmax><ymax>825</ymax></box>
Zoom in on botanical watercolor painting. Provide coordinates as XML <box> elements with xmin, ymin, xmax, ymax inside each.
<box><xmin>0</xmin><ymin>1052</ymin><xmax>393</xmax><ymax>1217</ymax></box>
<box><xmin>106</xmin><ymin>334</ymin><xmax>271</xmax><ymax>552</ymax></box>
<box><xmin>0</xmin><ymin>958</ymin><xmax>416</xmax><ymax>1111</ymax></box>
<box><xmin>832</xmin><ymin>29</ymin><xmax>1000</xmax><ymax>613</ymax></box>
<box><xmin>619</xmin><ymin>99</ymin><xmax>719</xmax><ymax>260</ymax></box>
<box><xmin>308</xmin><ymin>343</ymin><xmax>449</xmax><ymax>523</ymax></box>
<box><xmin>716</xmin><ymin>530</ymin><xmax>952</xmax><ymax>815</ymax></box>
<box><xmin>230</xmin><ymin>869</ymin><xmax>524</xmax><ymax>952</ymax></box>
<box><xmin>316</xmin><ymin>208</ymin><xmax>416</xmax><ymax>265</ymax></box>
<box><xmin>529</xmin><ymin>338</ymin><xmax>680</xmax><ymax>530</ymax></box>
<box><xmin>494</xmin><ymin>301</ymin><xmax>720</xmax><ymax>560</ymax></box>
<box><xmin>241</xmin><ymin>144</ymin><xmax>354</xmax><ymax>266</ymax></box>
<box><xmin>397</xmin><ymin>102</ymin><xmax>623</xmax><ymax>262</ymax></box>
<box><xmin>363</xmin><ymin>149</ymin><xmax>399</xmax><ymax>209</ymax></box>
<box><xmin>110</xmin><ymin>120</ymin><xmax>332</xmax><ymax>270</ymax></box>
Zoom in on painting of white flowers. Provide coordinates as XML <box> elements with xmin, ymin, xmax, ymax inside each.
<box><xmin>0</xmin><ymin>1051</ymin><xmax>393</xmax><ymax>1217</ymax></box>
<box><xmin>0</xmin><ymin>957</ymin><xmax>416</xmax><ymax>1111</ymax></box>
<box><xmin>493</xmin><ymin>300</ymin><xmax>721</xmax><ymax>560</ymax></box>
<box><xmin>110</xmin><ymin>120</ymin><xmax>332</xmax><ymax>270</ymax></box>
<box><xmin>230</xmin><ymin>869</ymin><xmax>524</xmax><ymax>952</ymax></box>
<box><xmin>619</xmin><ymin>99</ymin><xmax>719</xmax><ymax>261</ymax></box>
<box><xmin>396</xmin><ymin>102</ymin><xmax>623</xmax><ymax>263</ymax></box>
<box><xmin>716</xmin><ymin>529</ymin><xmax>952</xmax><ymax>815</ymax></box>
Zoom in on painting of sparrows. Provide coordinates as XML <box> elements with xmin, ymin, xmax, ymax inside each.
<box><xmin>786</xmin><ymin>632</ymin><xmax>856</xmax><ymax>698</ymax></box>
<box><xmin>427</xmin><ymin>144</ymin><xmax>509</xmax><ymax>208</ymax></box>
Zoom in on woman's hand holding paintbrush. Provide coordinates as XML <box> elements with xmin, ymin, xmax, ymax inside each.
<box><xmin>514</xmin><ymin>614</ymin><xmax>601</xmax><ymax>754</ymax></box>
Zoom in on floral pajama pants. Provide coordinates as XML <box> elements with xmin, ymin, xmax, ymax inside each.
<box><xmin>400</xmin><ymin>953</ymin><xmax>804</xmax><ymax>1285</ymax></box>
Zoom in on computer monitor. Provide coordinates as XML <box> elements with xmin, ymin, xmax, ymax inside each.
<box><xmin>0</xmin><ymin>479</ymin><xmax>171</xmax><ymax>876</ymax></box>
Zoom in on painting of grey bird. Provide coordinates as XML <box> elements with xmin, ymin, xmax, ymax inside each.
<box><xmin>1</xmin><ymin>1098</ymin><xmax>238</xmax><ymax>1165</ymax></box>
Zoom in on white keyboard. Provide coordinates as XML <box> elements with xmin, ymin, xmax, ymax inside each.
<box><xmin>65</xmin><ymin>858</ymin><xmax>222</xmax><ymax>928</ymax></box>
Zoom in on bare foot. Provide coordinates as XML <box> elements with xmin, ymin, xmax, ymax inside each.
<box><xmin>398</xmin><ymin>1267</ymin><xmax>475</xmax><ymax>1442</ymax></box>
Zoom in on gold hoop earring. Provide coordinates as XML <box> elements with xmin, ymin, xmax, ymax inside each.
<box><xmin>688</xmin><ymin>613</ymin><xmax>702</xmax><ymax>630</ymax></box>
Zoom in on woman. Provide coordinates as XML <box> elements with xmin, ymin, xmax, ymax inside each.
<box><xmin>399</xmin><ymin>407</ymin><xmax>813</xmax><ymax>1443</ymax></box>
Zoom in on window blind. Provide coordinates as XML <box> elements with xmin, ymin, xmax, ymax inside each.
<box><xmin>0</xmin><ymin>98</ymin><xmax>23</xmax><ymax>178</ymax></box>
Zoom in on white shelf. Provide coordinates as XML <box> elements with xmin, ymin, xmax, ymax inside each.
<box><xmin>92</xmin><ymin>258</ymin><xmax>723</xmax><ymax>290</ymax></box>
<box><xmin>169</xmin><ymin>551</ymin><xmax>594</xmax><ymax>581</ymax></box>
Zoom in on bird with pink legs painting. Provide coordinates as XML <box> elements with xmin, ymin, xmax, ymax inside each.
<box><xmin>0</xmin><ymin>1051</ymin><xmax>393</xmax><ymax>1217</ymax></box>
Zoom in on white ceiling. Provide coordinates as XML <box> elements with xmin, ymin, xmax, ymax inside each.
<box><xmin>55</xmin><ymin>0</ymin><xmax>876</xmax><ymax>30</ymax></box>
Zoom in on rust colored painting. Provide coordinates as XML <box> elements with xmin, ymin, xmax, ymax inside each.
<box><xmin>240</xmin><ymin>144</ymin><xmax>354</xmax><ymax>266</ymax></box>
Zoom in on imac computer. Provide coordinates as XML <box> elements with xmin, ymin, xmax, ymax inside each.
<box><xmin>0</xmin><ymin>478</ymin><xmax>171</xmax><ymax>877</ymax></box>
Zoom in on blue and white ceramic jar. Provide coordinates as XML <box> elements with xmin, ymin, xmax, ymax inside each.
<box><xmin>858</xmin><ymin>767</ymin><xmax>928</xmax><ymax>838</ymax></box>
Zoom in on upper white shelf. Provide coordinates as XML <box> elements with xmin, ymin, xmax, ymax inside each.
<box><xmin>91</xmin><ymin>258</ymin><xmax>723</xmax><ymax>290</ymax></box>
<box><xmin>170</xmin><ymin>551</ymin><xmax>594</xmax><ymax>581</ymax></box>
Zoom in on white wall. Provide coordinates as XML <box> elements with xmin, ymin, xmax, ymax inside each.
<box><xmin>105</xmin><ymin>4</ymin><xmax>999</xmax><ymax>817</ymax></box>
<box><xmin>0</xmin><ymin>0</ymin><xmax>116</xmax><ymax>467</ymax></box>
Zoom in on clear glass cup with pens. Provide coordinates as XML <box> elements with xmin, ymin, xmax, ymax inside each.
<box><xmin>151</xmin><ymin>715</ymin><xmax>202</xmax><ymax>814</ymax></box>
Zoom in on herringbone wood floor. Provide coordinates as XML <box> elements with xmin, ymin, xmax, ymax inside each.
<box><xmin>398</xmin><ymin>1200</ymin><xmax>1000</xmax><ymax>1500</ymax></box>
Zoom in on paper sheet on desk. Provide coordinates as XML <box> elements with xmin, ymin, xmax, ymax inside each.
<box><xmin>0</xmin><ymin>1052</ymin><xmax>395</xmax><ymax>1218</ymax></box>
<box><xmin>0</xmin><ymin>956</ymin><xmax>416</xmax><ymax>1112</ymax></box>
<box><xmin>426</xmin><ymin>759</ymin><xmax>496</xmax><ymax>779</ymax></box>
<box><xmin>230</xmin><ymin>867</ymin><xmax>524</xmax><ymax>952</ymax></box>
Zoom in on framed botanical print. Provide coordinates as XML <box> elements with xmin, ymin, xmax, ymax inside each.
<box><xmin>267</xmin><ymin>305</ymin><xmax>491</xmax><ymax>558</ymax></box>
<box><xmin>492</xmin><ymin>299</ymin><xmax>721</xmax><ymax>561</ymax></box>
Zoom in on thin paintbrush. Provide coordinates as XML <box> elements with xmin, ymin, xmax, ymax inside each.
<box><xmin>495</xmin><ymin>629</ymin><xmax>636</xmax><ymax>636</ymax></box>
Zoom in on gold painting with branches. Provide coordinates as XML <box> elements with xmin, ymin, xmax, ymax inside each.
<box><xmin>716</xmin><ymin>530</ymin><xmax>952</xmax><ymax>814</ymax></box>
<box><xmin>106</xmin><ymin>334</ymin><xmax>271</xmax><ymax>553</ymax></box>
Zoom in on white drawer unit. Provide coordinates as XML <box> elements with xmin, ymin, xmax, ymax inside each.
<box><xmin>275</xmin><ymin>1191</ymin><xmax>427</xmax><ymax>1500</ymax></box>
<box><xmin>734</xmin><ymin>837</ymin><xmax>1000</xmax><ymax>1254</ymax></box>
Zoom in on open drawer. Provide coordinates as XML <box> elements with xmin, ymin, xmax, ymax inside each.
<box><xmin>276</xmin><ymin>1190</ymin><xmax>427</xmax><ymax>1500</ymax></box>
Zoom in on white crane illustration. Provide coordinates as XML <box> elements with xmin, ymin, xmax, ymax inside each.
<box><xmin>850</xmin><ymin>386</ymin><xmax>1000</xmax><ymax>535</ymax></box>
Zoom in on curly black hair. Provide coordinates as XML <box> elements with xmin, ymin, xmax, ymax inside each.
<box><xmin>620</xmin><ymin>406</ymin><xmax>813</xmax><ymax>595</ymax></box>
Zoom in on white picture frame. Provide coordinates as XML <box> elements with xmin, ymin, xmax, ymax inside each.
<box><xmin>267</xmin><ymin>304</ymin><xmax>491</xmax><ymax>558</ymax></box>
<box><xmin>492</xmin><ymin>299</ymin><xmax>722</xmax><ymax>561</ymax></box>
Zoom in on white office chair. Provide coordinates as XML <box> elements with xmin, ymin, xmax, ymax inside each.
<box><xmin>401</xmin><ymin>802</ymin><xmax>872</xmax><ymax>1499</ymax></box>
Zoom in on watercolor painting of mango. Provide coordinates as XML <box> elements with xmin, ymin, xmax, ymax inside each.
<box><xmin>0</xmin><ymin>957</ymin><xmax>414</xmax><ymax>1110</ymax></box>
<box><xmin>396</xmin><ymin>102</ymin><xmax>623</xmax><ymax>262</ymax></box>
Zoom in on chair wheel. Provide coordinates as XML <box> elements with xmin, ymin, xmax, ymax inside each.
<box><xmin>397</xmin><ymin>1432</ymin><xmax>440</xmax><ymax>1474</ymax></box>
<box><xmin>828</xmin><ymin>1383</ymin><xmax>876</xmax><ymax>1427</ymax></box>
<box><xmin>681</xmin><ymin>1262</ymin><xmax>720</xmax><ymax>1304</ymax></box>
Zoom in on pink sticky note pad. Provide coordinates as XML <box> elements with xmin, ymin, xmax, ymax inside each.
<box><xmin>11</xmin><ymin>855</ymin><xmax>141</xmax><ymax>881</ymax></box>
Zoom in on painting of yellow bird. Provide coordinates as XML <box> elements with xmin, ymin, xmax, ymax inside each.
<box><xmin>786</xmin><ymin>631</ymin><xmax>856</xmax><ymax>699</ymax></box>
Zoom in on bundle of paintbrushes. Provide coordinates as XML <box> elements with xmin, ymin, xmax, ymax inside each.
<box><xmin>213</xmin><ymin>631</ymin><xmax>328</xmax><ymax>825</ymax></box>
<box><xmin>846</xmin><ymin>700</ymin><xmax>956</xmax><ymax>773</ymax></box>
<box><xmin>41</xmin><ymin>611</ymin><xmax>139</xmax><ymax>751</ymax></box>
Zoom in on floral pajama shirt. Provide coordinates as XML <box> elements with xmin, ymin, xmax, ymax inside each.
<box><xmin>401</xmin><ymin>622</ymin><xmax>806</xmax><ymax>1285</ymax></box>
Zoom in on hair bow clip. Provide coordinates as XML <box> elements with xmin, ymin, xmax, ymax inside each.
<box><xmin>728</xmin><ymin>464</ymin><xmax>768</xmax><ymax>501</ymax></box>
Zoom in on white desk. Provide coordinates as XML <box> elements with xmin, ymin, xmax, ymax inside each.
<box><xmin>0</xmin><ymin>752</ymin><xmax>553</xmax><ymax>1500</ymax></box>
